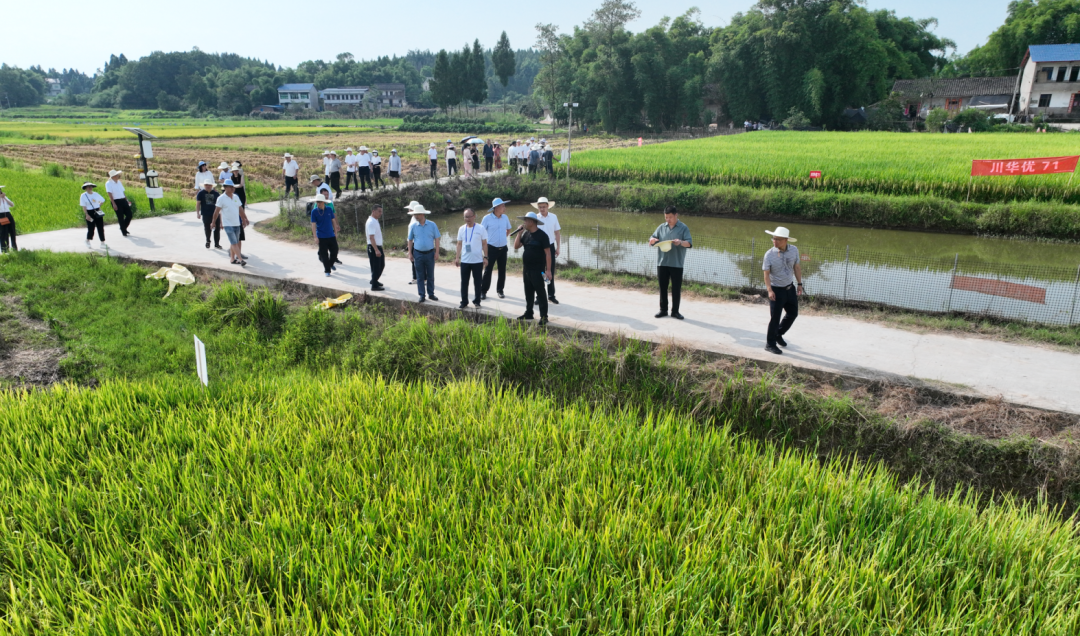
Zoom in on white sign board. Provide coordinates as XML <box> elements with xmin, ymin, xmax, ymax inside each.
<box><xmin>145</xmin><ymin>187</ymin><xmax>164</xmax><ymax>200</ymax></box>
<box><xmin>194</xmin><ymin>335</ymin><xmax>208</xmax><ymax>387</ymax></box>
<box><xmin>141</xmin><ymin>140</ymin><xmax>154</xmax><ymax>159</ymax></box>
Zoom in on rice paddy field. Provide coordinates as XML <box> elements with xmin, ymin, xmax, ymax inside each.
<box><xmin>565</xmin><ymin>131</ymin><xmax>1080</xmax><ymax>205</ymax></box>
<box><xmin>1</xmin><ymin>375</ymin><xmax>1079</xmax><ymax>633</ymax></box>
<box><xmin>2</xmin><ymin>251</ymin><xmax>1080</xmax><ymax>632</ymax></box>
<box><xmin>0</xmin><ymin>118</ymin><xmax>401</xmax><ymax>143</ymax></box>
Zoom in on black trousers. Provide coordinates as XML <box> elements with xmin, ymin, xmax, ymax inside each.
<box><xmin>114</xmin><ymin>198</ymin><xmax>133</xmax><ymax>235</ymax></box>
<box><xmin>318</xmin><ymin>237</ymin><xmax>339</xmax><ymax>274</ymax></box>
<box><xmin>482</xmin><ymin>245</ymin><xmax>508</xmax><ymax>295</ymax></box>
<box><xmin>460</xmin><ymin>262</ymin><xmax>483</xmax><ymax>304</ymax></box>
<box><xmin>484</xmin><ymin>156</ymin><xmax>493</xmax><ymax>172</ymax></box>
<box><xmin>367</xmin><ymin>244</ymin><xmax>385</xmax><ymax>286</ymax></box>
<box><xmin>345</xmin><ymin>172</ymin><xmax>359</xmax><ymax>190</ymax></box>
<box><xmin>658</xmin><ymin>266</ymin><xmax>683</xmax><ymax>314</ymax></box>
<box><xmin>523</xmin><ymin>269</ymin><xmax>548</xmax><ymax>318</ymax></box>
<box><xmin>329</xmin><ymin>172</ymin><xmax>342</xmax><ymax>197</ymax></box>
<box><xmin>358</xmin><ymin>167</ymin><xmax>372</xmax><ymax>191</ymax></box>
<box><xmin>547</xmin><ymin>244</ymin><xmax>557</xmax><ymax>299</ymax></box>
<box><xmin>85</xmin><ymin>214</ymin><xmax>105</xmax><ymax>241</ymax></box>
<box><xmin>767</xmin><ymin>284</ymin><xmax>799</xmax><ymax>346</ymax></box>
<box><xmin>284</xmin><ymin>176</ymin><xmax>299</xmax><ymax>198</ymax></box>
<box><xmin>447</xmin><ymin>159</ymin><xmax>457</xmax><ymax>176</ymax></box>
<box><xmin>0</xmin><ymin>222</ymin><xmax>16</xmax><ymax>252</ymax></box>
<box><xmin>201</xmin><ymin>213</ymin><xmax>221</xmax><ymax>246</ymax></box>
<box><xmin>430</xmin><ymin>159</ymin><xmax>438</xmax><ymax>179</ymax></box>
<box><xmin>373</xmin><ymin>167</ymin><xmax>384</xmax><ymax>188</ymax></box>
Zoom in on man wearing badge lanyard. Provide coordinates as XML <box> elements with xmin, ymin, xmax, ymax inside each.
<box><xmin>454</xmin><ymin>208</ymin><xmax>489</xmax><ymax>309</ymax></box>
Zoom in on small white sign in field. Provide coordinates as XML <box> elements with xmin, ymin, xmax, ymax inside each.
<box><xmin>194</xmin><ymin>335</ymin><xmax>208</xmax><ymax>387</ymax></box>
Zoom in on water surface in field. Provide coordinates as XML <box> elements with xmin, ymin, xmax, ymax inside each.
<box><xmin>384</xmin><ymin>205</ymin><xmax>1080</xmax><ymax>268</ymax></box>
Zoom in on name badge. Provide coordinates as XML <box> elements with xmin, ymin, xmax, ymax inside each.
<box><xmin>465</xmin><ymin>244</ymin><xmax>472</xmax><ymax>253</ymax></box>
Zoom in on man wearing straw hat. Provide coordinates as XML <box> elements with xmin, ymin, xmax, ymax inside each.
<box><xmin>344</xmin><ymin>148</ymin><xmax>359</xmax><ymax>191</ymax></box>
<box><xmin>405</xmin><ymin>200</ymin><xmax>421</xmax><ymax>284</ymax></box>
<box><xmin>407</xmin><ymin>204</ymin><xmax>441</xmax><ymax>303</ymax></box>
<box><xmin>0</xmin><ymin>185</ymin><xmax>17</xmax><ymax>253</ymax></box>
<box><xmin>513</xmin><ymin>211</ymin><xmax>551</xmax><ymax>326</ymax></box>
<box><xmin>481</xmin><ymin>197</ymin><xmax>513</xmax><ymax>299</ymax></box>
<box><xmin>217</xmin><ymin>161</ymin><xmax>232</xmax><ymax>185</ymax></box>
<box><xmin>532</xmin><ymin>197</ymin><xmax>561</xmax><ymax>304</ymax></box>
<box><xmin>762</xmin><ymin>226</ymin><xmax>803</xmax><ymax>355</ymax></box>
<box><xmin>105</xmin><ymin>169</ymin><xmax>133</xmax><ymax>237</ymax></box>
<box><xmin>446</xmin><ymin>142</ymin><xmax>457</xmax><ymax>177</ymax></box>
<box><xmin>310</xmin><ymin>193</ymin><xmax>340</xmax><ymax>278</ymax></box>
<box><xmin>79</xmin><ymin>182</ymin><xmax>107</xmax><ymax>249</ymax></box>
<box><xmin>648</xmin><ymin>206</ymin><xmax>692</xmax><ymax>319</ymax></box>
<box><xmin>282</xmin><ymin>153</ymin><xmax>300</xmax><ymax>200</ymax></box>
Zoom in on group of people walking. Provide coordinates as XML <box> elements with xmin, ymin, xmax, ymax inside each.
<box><xmin>77</xmin><ymin>168</ymin><xmax>138</xmax><ymax>250</ymax></box>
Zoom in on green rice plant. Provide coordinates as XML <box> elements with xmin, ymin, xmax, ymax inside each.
<box><xmin>1</xmin><ymin>374</ymin><xmax>1080</xmax><ymax>632</ymax></box>
<box><xmin>40</xmin><ymin>161</ymin><xmax>74</xmax><ymax>180</ymax></box>
<box><xmin>191</xmin><ymin>281</ymin><xmax>289</xmax><ymax>339</ymax></box>
<box><xmin>565</xmin><ymin>131</ymin><xmax>1080</xmax><ymax>204</ymax></box>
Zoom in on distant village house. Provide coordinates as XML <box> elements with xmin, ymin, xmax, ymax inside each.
<box><xmin>277</xmin><ymin>83</ymin><xmax>318</xmax><ymax>110</ymax></box>
<box><xmin>890</xmin><ymin>77</ymin><xmax>1017</xmax><ymax>119</ymax></box>
<box><xmin>1018</xmin><ymin>44</ymin><xmax>1080</xmax><ymax>117</ymax></box>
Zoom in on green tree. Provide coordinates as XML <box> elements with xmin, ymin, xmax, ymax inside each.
<box><xmin>492</xmin><ymin>32</ymin><xmax>516</xmax><ymax>87</ymax></box>
<box><xmin>429</xmin><ymin>49</ymin><xmax>455</xmax><ymax>113</ymax></box>
<box><xmin>0</xmin><ymin>65</ymin><xmax>45</xmax><ymax>107</ymax></box>
<box><xmin>469</xmin><ymin>40</ymin><xmax>489</xmax><ymax>106</ymax></box>
<box><xmin>945</xmin><ymin>0</ymin><xmax>1080</xmax><ymax>77</ymax></box>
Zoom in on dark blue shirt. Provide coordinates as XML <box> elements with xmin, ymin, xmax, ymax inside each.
<box><xmin>310</xmin><ymin>205</ymin><xmax>336</xmax><ymax>238</ymax></box>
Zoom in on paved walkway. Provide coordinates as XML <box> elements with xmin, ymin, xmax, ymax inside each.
<box><xmin>16</xmin><ymin>200</ymin><xmax>1080</xmax><ymax>415</ymax></box>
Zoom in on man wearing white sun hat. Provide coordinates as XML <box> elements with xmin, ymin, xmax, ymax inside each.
<box><xmin>217</xmin><ymin>161</ymin><xmax>232</xmax><ymax>185</ymax></box>
<box><xmin>357</xmin><ymin>146</ymin><xmax>373</xmax><ymax>192</ymax></box>
<box><xmin>762</xmin><ymin>226</ymin><xmax>803</xmax><ymax>355</ymax></box>
<box><xmin>407</xmin><ymin>204</ymin><xmax>441</xmax><ymax>303</ymax></box>
<box><xmin>428</xmin><ymin>143</ymin><xmax>439</xmax><ymax>179</ymax></box>
<box><xmin>106</xmin><ymin>169</ymin><xmax>133</xmax><ymax>237</ymax></box>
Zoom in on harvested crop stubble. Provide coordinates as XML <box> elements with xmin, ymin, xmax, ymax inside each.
<box><xmin>566</xmin><ymin>131</ymin><xmax>1080</xmax><ymax>204</ymax></box>
<box><xmin>2</xmin><ymin>375</ymin><xmax>1080</xmax><ymax>632</ymax></box>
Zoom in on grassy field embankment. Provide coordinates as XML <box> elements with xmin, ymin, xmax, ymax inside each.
<box><xmin>2</xmin><ymin>251</ymin><xmax>1080</xmax><ymax>631</ymax></box>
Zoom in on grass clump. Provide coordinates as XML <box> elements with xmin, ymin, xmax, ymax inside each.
<box><xmin>1</xmin><ymin>375</ymin><xmax>1080</xmax><ymax>632</ymax></box>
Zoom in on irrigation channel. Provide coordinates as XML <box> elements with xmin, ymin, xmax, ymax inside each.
<box><xmin>380</xmin><ymin>206</ymin><xmax>1080</xmax><ymax>326</ymax></box>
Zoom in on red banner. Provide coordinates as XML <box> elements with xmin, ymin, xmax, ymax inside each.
<box><xmin>951</xmin><ymin>275</ymin><xmax>1046</xmax><ymax>304</ymax></box>
<box><xmin>809</xmin><ymin>170</ymin><xmax>822</xmax><ymax>179</ymax></box>
<box><xmin>971</xmin><ymin>156</ymin><xmax>1079</xmax><ymax>176</ymax></box>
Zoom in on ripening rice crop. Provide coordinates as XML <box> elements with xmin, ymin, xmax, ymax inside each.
<box><xmin>1</xmin><ymin>374</ymin><xmax>1079</xmax><ymax>633</ymax></box>
<box><xmin>565</xmin><ymin>131</ymin><xmax>1080</xmax><ymax>204</ymax></box>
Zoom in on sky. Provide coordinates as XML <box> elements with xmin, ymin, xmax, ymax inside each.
<box><xmin>0</xmin><ymin>0</ymin><xmax>1012</xmax><ymax>74</ymax></box>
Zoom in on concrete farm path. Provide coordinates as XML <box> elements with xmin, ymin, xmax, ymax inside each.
<box><xmin>16</xmin><ymin>198</ymin><xmax>1080</xmax><ymax>415</ymax></box>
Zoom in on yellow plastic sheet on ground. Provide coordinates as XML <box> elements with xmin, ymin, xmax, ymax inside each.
<box><xmin>145</xmin><ymin>264</ymin><xmax>196</xmax><ymax>298</ymax></box>
<box><xmin>319</xmin><ymin>293</ymin><xmax>353</xmax><ymax>310</ymax></box>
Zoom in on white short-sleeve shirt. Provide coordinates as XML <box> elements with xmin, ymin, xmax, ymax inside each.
<box><xmin>282</xmin><ymin>160</ymin><xmax>299</xmax><ymax>178</ymax></box>
<box><xmin>365</xmin><ymin>215</ymin><xmax>383</xmax><ymax>246</ymax></box>
<box><xmin>80</xmin><ymin>191</ymin><xmax>105</xmax><ymax>212</ymax></box>
<box><xmin>344</xmin><ymin>154</ymin><xmax>358</xmax><ymax>172</ymax></box>
<box><xmin>105</xmin><ymin>179</ymin><xmax>126</xmax><ymax>200</ymax></box>
<box><xmin>538</xmin><ymin>211</ymin><xmax>560</xmax><ymax>245</ymax></box>
<box><xmin>215</xmin><ymin>192</ymin><xmax>244</xmax><ymax>226</ymax></box>
<box><xmin>446</xmin><ymin>149</ymin><xmax>456</xmax><ymax>161</ymax></box>
<box><xmin>428</xmin><ymin>148</ymin><xmax>438</xmax><ymax>160</ymax></box>
<box><xmin>357</xmin><ymin>153</ymin><xmax>372</xmax><ymax>168</ymax></box>
<box><xmin>457</xmin><ymin>223</ymin><xmax>488</xmax><ymax>264</ymax></box>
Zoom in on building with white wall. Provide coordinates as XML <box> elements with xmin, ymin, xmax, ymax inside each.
<box><xmin>1018</xmin><ymin>44</ymin><xmax>1080</xmax><ymax>117</ymax></box>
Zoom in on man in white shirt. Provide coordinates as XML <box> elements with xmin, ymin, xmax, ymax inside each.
<box><xmin>366</xmin><ymin>205</ymin><xmax>385</xmax><ymax>291</ymax></box>
<box><xmin>481</xmin><ymin>197</ymin><xmax>513</xmax><ymax>299</ymax></box>
<box><xmin>80</xmin><ymin>182</ymin><xmax>107</xmax><ymax>249</ymax></box>
<box><xmin>388</xmin><ymin>149</ymin><xmax>403</xmax><ymax>187</ymax></box>
<box><xmin>532</xmin><ymin>197</ymin><xmax>561</xmax><ymax>304</ymax></box>
<box><xmin>218</xmin><ymin>162</ymin><xmax>232</xmax><ymax>185</ymax></box>
<box><xmin>282</xmin><ymin>153</ymin><xmax>300</xmax><ymax>199</ymax></box>
<box><xmin>211</xmin><ymin>180</ymin><xmax>249</xmax><ymax>266</ymax></box>
<box><xmin>427</xmin><ymin>143</ymin><xmax>439</xmax><ymax>179</ymax></box>
<box><xmin>454</xmin><ymin>207</ymin><xmax>488</xmax><ymax>309</ymax></box>
<box><xmin>322</xmin><ymin>150</ymin><xmax>331</xmax><ymax>179</ymax></box>
<box><xmin>344</xmin><ymin>148</ymin><xmax>359</xmax><ymax>191</ymax></box>
<box><xmin>327</xmin><ymin>151</ymin><xmax>342</xmax><ymax>198</ymax></box>
<box><xmin>105</xmin><ymin>169</ymin><xmax>133</xmax><ymax>237</ymax></box>
<box><xmin>446</xmin><ymin>143</ymin><xmax>457</xmax><ymax>177</ymax></box>
<box><xmin>356</xmin><ymin>146</ymin><xmax>373</xmax><ymax>192</ymax></box>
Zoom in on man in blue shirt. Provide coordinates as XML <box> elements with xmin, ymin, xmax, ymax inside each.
<box><xmin>483</xmin><ymin>141</ymin><xmax>494</xmax><ymax>172</ymax></box>
<box><xmin>480</xmin><ymin>197</ymin><xmax>513</xmax><ymax>299</ymax></box>
<box><xmin>310</xmin><ymin>194</ymin><xmax>340</xmax><ymax>277</ymax></box>
<box><xmin>648</xmin><ymin>206</ymin><xmax>693</xmax><ymax>319</ymax></box>
<box><xmin>407</xmin><ymin>204</ymin><xmax>442</xmax><ymax>302</ymax></box>
<box><xmin>528</xmin><ymin>145</ymin><xmax>540</xmax><ymax>175</ymax></box>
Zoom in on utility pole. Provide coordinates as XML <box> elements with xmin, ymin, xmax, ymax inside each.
<box><xmin>563</xmin><ymin>99</ymin><xmax>578</xmax><ymax>187</ymax></box>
